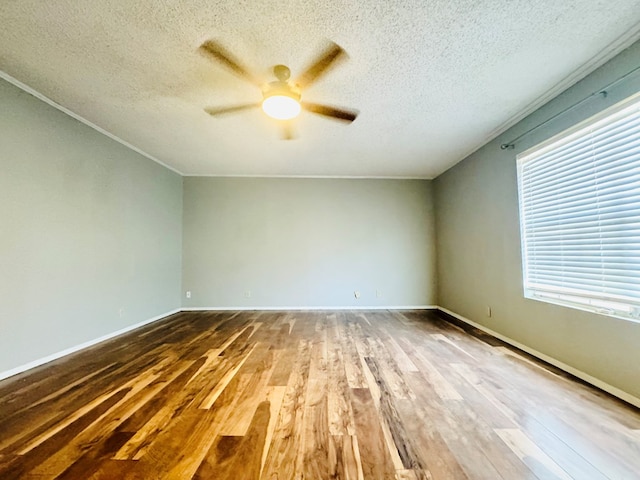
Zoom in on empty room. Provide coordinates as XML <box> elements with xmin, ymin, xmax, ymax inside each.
<box><xmin>1</xmin><ymin>1</ymin><xmax>640</xmax><ymax>479</ymax></box>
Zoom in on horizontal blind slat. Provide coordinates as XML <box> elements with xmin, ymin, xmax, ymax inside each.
<box><xmin>517</xmin><ymin>95</ymin><xmax>640</xmax><ymax>320</ymax></box>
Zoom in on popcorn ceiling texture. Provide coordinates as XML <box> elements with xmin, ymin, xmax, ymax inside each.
<box><xmin>1</xmin><ymin>1</ymin><xmax>639</xmax><ymax>177</ymax></box>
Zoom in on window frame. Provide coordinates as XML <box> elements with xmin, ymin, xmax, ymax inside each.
<box><xmin>516</xmin><ymin>91</ymin><xmax>640</xmax><ymax>323</ymax></box>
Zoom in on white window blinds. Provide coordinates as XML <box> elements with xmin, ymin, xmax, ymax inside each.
<box><xmin>517</xmin><ymin>93</ymin><xmax>640</xmax><ymax>321</ymax></box>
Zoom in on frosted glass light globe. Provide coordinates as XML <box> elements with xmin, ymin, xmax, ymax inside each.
<box><xmin>262</xmin><ymin>95</ymin><xmax>301</xmax><ymax>120</ymax></box>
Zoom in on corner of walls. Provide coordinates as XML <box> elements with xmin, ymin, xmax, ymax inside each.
<box><xmin>0</xmin><ymin>76</ymin><xmax>184</xmax><ymax>376</ymax></box>
<box><xmin>432</xmin><ymin>40</ymin><xmax>640</xmax><ymax>403</ymax></box>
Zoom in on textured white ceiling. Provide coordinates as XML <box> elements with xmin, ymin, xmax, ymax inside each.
<box><xmin>1</xmin><ymin>1</ymin><xmax>640</xmax><ymax>178</ymax></box>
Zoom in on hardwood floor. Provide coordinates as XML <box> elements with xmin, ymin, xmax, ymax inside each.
<box><xmin>0</xmin><ymin>310</ymin><xmax>639</xmax><ymax>479</ymax></box>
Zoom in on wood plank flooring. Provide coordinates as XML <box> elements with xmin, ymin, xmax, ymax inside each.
<box><xmin>1</xmin><ymin>310</ymin><xmax>639</xmax><ymax>479</ymax></box>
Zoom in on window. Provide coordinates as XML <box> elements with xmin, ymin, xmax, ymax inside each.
<box><xmin>517</xmin><ymin>93</ymin><xmax>640</xmax><ymax>322</ymax></box>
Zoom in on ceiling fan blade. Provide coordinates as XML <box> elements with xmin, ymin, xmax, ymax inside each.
<box><xmin>302</xmin><ymin>102</ymin><xmax>358</xmax><ymax>123</ymax></box>
<box><xmin>294</xmin><ymin>41</ymin><xmax>345</xmax><ymax>88</ymax></box>
<box><xmin>199</xmin><ymin>40</ymin><xmax>261</xmax><ymax>86</ymax></box>
<box><xmin>204</xmin><ymin>103</ymin><xmax>260</xmax><ymax>116</ymax></box>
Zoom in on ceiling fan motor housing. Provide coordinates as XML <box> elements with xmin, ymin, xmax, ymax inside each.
<box><xmin>262</xmin><ymin>80</ymin><xmax>301</xmax><ymax>102</ymax></box>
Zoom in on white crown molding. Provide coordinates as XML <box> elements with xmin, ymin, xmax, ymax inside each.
<box><xmin>183</xmin><ymin>174</ymin><xmax>434</xmax><ymax>180</ymax></box>
<box><xmin>0</xmin><ymin>71</ymin><xmax>430</xmax><ymax>182</ymax></box>
<box><xmin>448</xmin><ymin>22</ymin><xmax>640</xmax><ymax>171</ymax></box>
<box><xmin>0</xmin><ymin>70</ymin><xmax>184</xmax><ymax>176</ymax></box>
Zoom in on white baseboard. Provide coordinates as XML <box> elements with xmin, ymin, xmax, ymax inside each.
<box><xmin>437</xmin><ymin>306</ymin><xmax>640</xmax><ymax>409</ymax></box>
<box><xmin>17</xmin><ymin>305</ymin><xmax>633</xmax><ymax>409</ymax></box>
<box><xmin>180</xmin><ymin>305</ymin><xmax>436</xmax><ymax>311</ymax></box>
<box><xmin>0</xmin><ymin>306</ymin><xmax>433</xmax><ymax>381</ymax></box>
<box><xmin>0</xmin><ymin>308</ymin><xmax>182</xmax><ymax>381</ymax></box>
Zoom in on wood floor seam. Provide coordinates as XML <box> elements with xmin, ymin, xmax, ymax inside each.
<box><xmin>0</xmin><ymin>310</ymin><xmax>638</xmax><ymax>479</ymax></box>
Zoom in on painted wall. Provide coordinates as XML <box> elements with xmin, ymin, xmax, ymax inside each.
<box><xmin>433</xmin><ymin>42</ymin><xmax>640</xmax><ymax>401</ymax></box>
<box><xmin>0</xmin><ymin>78</ymin><xmax>183</xmax><ymax>375</ymax></box>
<box><xmin>183</xmin><ymin>177</ymin><xmax>436</xmax><ymax>308</ymax></box>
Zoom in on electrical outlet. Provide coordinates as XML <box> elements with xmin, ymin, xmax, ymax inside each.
<box><xmin>354</xmin><ymin>291</ymin><xmax>361</xmax><ymax>299</ymax></box>
<box><xmin>119</xmin><ymin>308</ymin><xmax>125</xmax><ymax>318</ymax></box>
<box><xmin>244</xmin><ymin>290</ymin><xmax>251</xmax><ymax>298</ymax></box>
<box><xmin>376</xmin><ymin>289</ymin><xmax>383</xmax><ymax>298</ymax></box>
<box><xmin>186</xmin><ymin>291</ymin><xmax>191</xmax><ymax>299</ymax></box>
<box><xmin>486</xmin><ymin>306</ymin><xmax>492</xmax><ymax>317</ymax></box>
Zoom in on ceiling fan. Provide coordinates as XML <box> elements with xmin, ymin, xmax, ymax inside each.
<box><xmin>199</xmin><ymin>40</ymin><xmax>359</xmax><ymax>139</ymax></box>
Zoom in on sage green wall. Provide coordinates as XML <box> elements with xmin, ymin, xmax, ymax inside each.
<box><xmin>434</xmin><ymin>42</ymin><xmax>640</xmax><ymax>400</ymax></box>
<box><xmin>182</xmin><ymin>177</ymin><xmax>436</xmax><ymax>308</ymax></box>
<box><xmin>0</xmin><ymin>78</ymin><xmax>183</xmax><ymax>374</ymax></box>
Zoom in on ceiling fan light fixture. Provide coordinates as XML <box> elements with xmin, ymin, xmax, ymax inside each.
<box><xmin>201</xmin><ymin>41</ymin><xmax>358</xmax><ymax>132</ymax></box>
<box><xmin>262</xmin><ymin>94</ymin><xmax>301</xmax><ymax>120</ymax></box>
